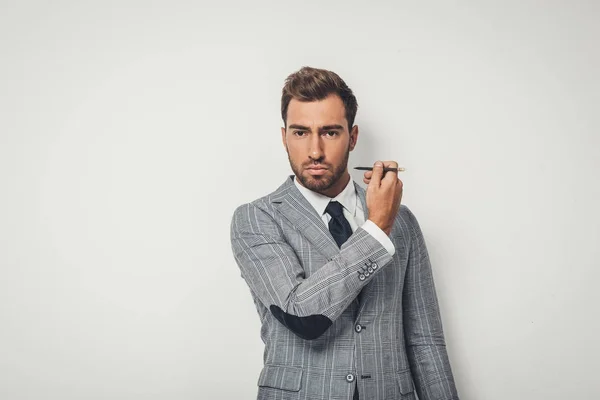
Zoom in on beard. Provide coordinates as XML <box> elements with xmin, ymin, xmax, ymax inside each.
<box><xmin>287</xmin><ymin>146</ymin><xmax>350</xmax><ymax>194</ymax></box>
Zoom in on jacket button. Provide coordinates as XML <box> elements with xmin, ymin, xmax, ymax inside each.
<box><xmin>371</xmin><ymin>261</ymin><xmax>378</xmax><ymax>270</ymax></box>
<box><xmin>358</xmin><ymin>274</ymin><xmax>366</xmax><ymax>281</ymax></box>
<box><xmin>355</xmin><ymin>324</ymin><xmax>363</xmax><ymax>333</ymax></box>
<box><xmin>346</xmin><ymin>373</ymin><xmax>355</xmax><ymax>383</ymax></box>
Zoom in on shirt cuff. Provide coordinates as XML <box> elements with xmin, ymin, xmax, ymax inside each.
<box><xmin>361</xmin><ymin>220</ymin><xmax>396</xmax><ymax>256</ymax></box>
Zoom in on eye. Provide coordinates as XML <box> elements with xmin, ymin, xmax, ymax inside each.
<box><xmin>293</xmin><ymin>130</ymin><xmax>307</xmax><ymax>137</ymax></box>
<box><xmin>323</xmin><ymin>131</ymin><xmax>338</xmax><ymax>137</ymax></box>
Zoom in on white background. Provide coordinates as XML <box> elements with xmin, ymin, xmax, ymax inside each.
<box><xmin>1</xmin><ymin>1</ymin><xmax>599</xmax><ymax>399</ymax></box>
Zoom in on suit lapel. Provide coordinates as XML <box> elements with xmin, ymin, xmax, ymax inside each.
<box><xmin>272</xmin><ymin>177</ymin><xmax>341</xmax><ymax>261</ymax></box>
<box><xmin>354</xmin><ymin>182</ymin><xmax>369</xmax><ymax>221</ymax></box>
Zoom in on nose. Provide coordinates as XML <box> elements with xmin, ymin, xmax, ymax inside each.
<box><xmin>308</xmin><ymin>134</ymin><xmax>324</xmax><ymax>162</ymax></box>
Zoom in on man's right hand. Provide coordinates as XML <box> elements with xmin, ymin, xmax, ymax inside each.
<box><xmin>365</xmin><ymin>161</ymin><xmax>403</xmax><ymax>236</ymax></box>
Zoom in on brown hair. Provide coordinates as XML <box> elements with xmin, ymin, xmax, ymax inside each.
<box><xmin>281</xmin><ymin>66</ymin><xmax>358</xmax><ymax>129</ymax></box>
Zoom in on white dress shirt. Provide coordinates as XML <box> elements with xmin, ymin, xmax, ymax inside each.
<box><xmin>294</xmin><ymin>176</ymin><xmax>395</xmax><ymax>256</ymax></box>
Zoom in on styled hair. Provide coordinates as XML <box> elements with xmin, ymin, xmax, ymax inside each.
<box><xmin>281</xmin><ymin>66</ymin><xmax>358</xmax><ymax>129</ymax></box>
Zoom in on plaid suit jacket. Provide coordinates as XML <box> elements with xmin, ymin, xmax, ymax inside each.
<box><xmin>230</xmin><ymin>176</ymin><xmax>459</xmax><ymax>400</ymax></box>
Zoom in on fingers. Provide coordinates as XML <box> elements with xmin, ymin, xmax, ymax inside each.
<box><xmin>363</xmin><ymin>170</ymin><xmax>372</xmax><ymax>185</ymax></box>
<box><xmin>381</xmin><ymin>161</ymin><xmax>399</xmax><ymax>183</ymax></box>
<box><xmin>368</xmin><ymin>160</ymin><xmax>402</xmax><ymax>188</ymax></box>
<box><xmin>368</xmin><ymin>161</ymin><xmax>384</xmax><ymax>187</ymax></box>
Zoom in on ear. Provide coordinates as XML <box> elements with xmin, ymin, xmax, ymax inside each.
<box><xmin>349</xmin><ymin>125</ymin><xmax>359</xmax><ymax>151</ymax></box>
<box><xmin>281</xmin><ymin>126</ymin><xmax>287</xmax><ymax>149</ymax></box>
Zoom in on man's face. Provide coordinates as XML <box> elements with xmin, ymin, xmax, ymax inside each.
<box><xmin>281</xmin><ymin>94</ymin><xmax>358</xmax><ymax>197</ymax></box>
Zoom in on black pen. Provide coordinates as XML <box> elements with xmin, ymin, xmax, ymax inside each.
<box><xmin>354</xmin><ymin>166</ymin><xmax>406</xmax><ymax>172</ymax></box>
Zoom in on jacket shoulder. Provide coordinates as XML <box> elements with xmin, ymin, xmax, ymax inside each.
<box><xmin>231</xmin><ymin>189</ymin><xmax>281</xmax><ymax>220</ymax></box>
<box><xmin>230</xmin><ymin>177</ymin><xmax>292</xmax><ymax>230</ymax></box>
<box><xmin>393</xmin><ymin>204</ymin><xmax>422</xmax><ymax>236</ymax></box>
<box><xmin>397</xmin><ymin>204</ymin><xmax>416</xmax><ymax>222</ymax></box>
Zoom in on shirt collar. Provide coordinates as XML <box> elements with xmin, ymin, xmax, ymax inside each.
<box><xmin>293</xmin><ymin>176</ymin><xmax>357</xmax><ymax>218</ymax></box>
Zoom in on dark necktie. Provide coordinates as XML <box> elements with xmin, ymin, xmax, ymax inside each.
<box><xmin>325</xmin><ymin>201</ymin><xmax>353</xmax><ymax>247</ymax></box>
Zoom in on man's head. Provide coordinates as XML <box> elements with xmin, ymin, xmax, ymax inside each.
<box><xmin>281</xmin><ymin>66</ymin><xmax>359</xmax><ymax>197</ymax></box>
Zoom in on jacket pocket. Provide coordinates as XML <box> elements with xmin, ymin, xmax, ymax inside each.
<box><xmin>397</xmin><ymin>369</ymin><xmax>414</xmax><ymax>395</ymax></box>
<box><xmin>258</xmin><ymin>364</ymin><xmax>303</xmax><ymax>392</ymax></box>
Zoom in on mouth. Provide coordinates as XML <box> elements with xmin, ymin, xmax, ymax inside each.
<box><xmin>305</xmin><ymin>166</ymin><xmax>329</xmax><ymax>176</ymax></box>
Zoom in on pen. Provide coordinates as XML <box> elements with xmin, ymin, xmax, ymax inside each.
<box><xmin>354</xmin><ymin>166</ymin><xmax>406</xmax><ymax>172</ymax></box>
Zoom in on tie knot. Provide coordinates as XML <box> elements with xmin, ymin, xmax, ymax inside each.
<box><xmin>325</xmin><ymin>201</ymin><xmax>345</xmax><ymax>218</ymax></box>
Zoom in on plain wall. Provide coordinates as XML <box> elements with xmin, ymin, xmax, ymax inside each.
<box><xmin>1</xmin><ymin>1</ymin><xmax>599</xmax><ymax>399</ymax></box>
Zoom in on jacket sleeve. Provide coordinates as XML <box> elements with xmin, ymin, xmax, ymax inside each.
<box><xmin>230</xmin><ymin>202</ymin><xmax>393</xmax><ymax>340</ymax></box>
<box><xmin>402</xmin><ymin>206</ymin><xmax>460</xmax><ymax>399</ymax></box>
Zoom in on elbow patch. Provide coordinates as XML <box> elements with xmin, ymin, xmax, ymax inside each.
<box><xmin>270</xmin><ymin>305</ymin><xmax>332</xmax><ymax>340</ymax></box>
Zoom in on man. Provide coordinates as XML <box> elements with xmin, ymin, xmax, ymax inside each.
<box><xmin>230</xmin><ymin>66</ymin><xmax>459</xmax><ymax>400</ymax></box>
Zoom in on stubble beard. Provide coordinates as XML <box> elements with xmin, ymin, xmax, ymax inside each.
<box><xmin>287</xmin><ymin>146</ymin><xmax>350</xmax><ymax>194</ymax></box>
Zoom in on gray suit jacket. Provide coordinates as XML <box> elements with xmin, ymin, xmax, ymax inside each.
<box><xmin>230</xmin><ymin>176</ymin><xmax>459</xmax><ymax>400</ymax></box>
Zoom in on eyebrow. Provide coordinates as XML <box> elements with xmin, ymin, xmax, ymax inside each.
<box><xmin>288</xmin><ymin>124</ymin><xmax>345</xmax><ymax>131</ymax></box>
